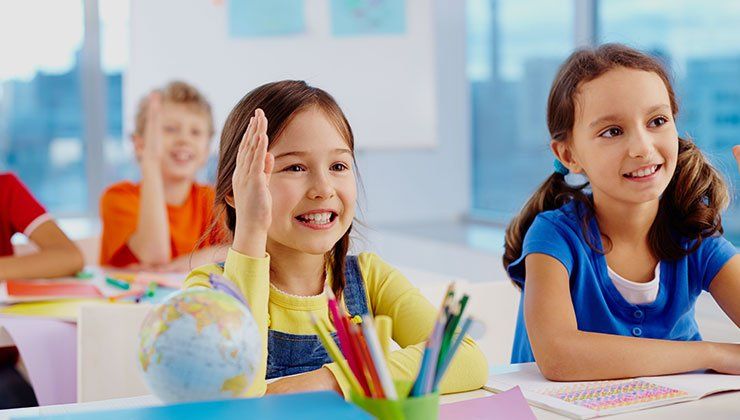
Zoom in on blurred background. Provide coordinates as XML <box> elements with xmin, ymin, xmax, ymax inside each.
<box><xmin>1</xmin><ymin>0</ymin><xmax>739</xmax><ymax>266</ymax></box>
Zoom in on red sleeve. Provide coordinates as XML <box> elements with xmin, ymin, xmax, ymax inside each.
<box><xmin>4</xmin><ymin>173</ymin><xmax>48</xmax><ymax>236</ymax></box>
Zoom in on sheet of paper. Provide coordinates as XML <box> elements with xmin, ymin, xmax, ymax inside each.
<box><xmin>228</xmin><ymin>0</ymin><xmax>305</xmax><ymax>37</ymax></box>
<box><xmin>330</xmin><ymin>0</ymin><xmax>405</xmax><ymax>36</ymax></box>
<box><xmin>0</xmin><ymin>316</ymin><xmax>77</xmax><ymax>405</ymax></box>
<box><xmin>440</xmin><ymin>386</ymin><xmax>536</xmax><ymax>420</ymax></box>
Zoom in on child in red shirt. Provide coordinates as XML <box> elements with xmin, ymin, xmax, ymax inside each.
<box><xmin>0</xmin><ymin>172</ymin><xmax>84</xmax><ymax>408</ymax></box>
<box><xmin>0</xmin><ymin>172</ymin><xmax>84</xmax><ymax>278</ymax></box>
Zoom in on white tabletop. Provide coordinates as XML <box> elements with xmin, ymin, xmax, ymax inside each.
<box><xmin>1</xmin><ymin>387</ymin><xmax>737</xmax><ymax>420</ymax></box>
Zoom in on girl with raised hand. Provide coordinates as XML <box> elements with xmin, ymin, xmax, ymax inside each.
<box><xmin>185</xmin><ymin>80</ymin><xmax>487</xmax><ymax>396</ymax></box>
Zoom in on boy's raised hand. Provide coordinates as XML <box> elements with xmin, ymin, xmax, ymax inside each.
<box><xmin>733</xmin><ymin>146</ymin><xmax>740</xmax><ymax>175</ymax></box>
<box><xmin>231</xmin><ymin>109</ymin><xmax>274</xmax><ymax>257</ymax></box>
<box><xmin>141</xmin><ymin>92</ymin><xmax>165</xmax><ymax>165</ymax></box>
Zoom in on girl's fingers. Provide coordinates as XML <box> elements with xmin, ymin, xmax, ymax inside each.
<box><xmin>239</xmin><ymin>117</ymin><xmax>255</xmax><ymax>154</ymax></box>
<box><xmin>264</xmin><ymin>152</ymin><xmax>274</xmax><ymax>184</ymax></box>
<box><xmin>251</xmin><ymin>133</ymin><xmax>267</xmax><ymax>175</ymax></box>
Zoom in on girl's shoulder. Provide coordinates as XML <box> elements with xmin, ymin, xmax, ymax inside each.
<box><xmin>527</xmin><ymin>199</ymin><xmax>591</xmax><ymax>242</ymax></box>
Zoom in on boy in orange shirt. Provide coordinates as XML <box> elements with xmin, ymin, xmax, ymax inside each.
<box><xmin>99</xmin><ymin>81</ymin><xmax>224</xmax><ymax>270</ymax></box>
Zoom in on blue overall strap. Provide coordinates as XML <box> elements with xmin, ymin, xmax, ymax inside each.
<box><xmin>341</xmin><ymin>255</ymin><xmax>370</xmax><ymax>317</ymax></box>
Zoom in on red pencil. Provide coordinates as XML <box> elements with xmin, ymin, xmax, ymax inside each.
<box><xmin>347</xmin><ymin>320</ymin><xmax>382</xmax><ymax>398</ymax></box>
<box><xmin>327</xmin><ymin>288</ymin><xmax>371</xmax><ymax>396</ymax></box>
<box><xmin>355</xmin><ymin>325</ymin><xmax>386</xmax><ymax>399</ymax></box>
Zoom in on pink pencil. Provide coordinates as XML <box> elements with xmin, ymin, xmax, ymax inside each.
<box><xmin>326</xmin><ymin>287</ymin><xmax>370</xmax><ymax>395</ymax></box>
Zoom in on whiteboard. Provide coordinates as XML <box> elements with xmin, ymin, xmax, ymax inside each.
<box><xmin>126</xmin><ymin>0</ymin><xmax>437</xmax><ymax>150</ymax></box>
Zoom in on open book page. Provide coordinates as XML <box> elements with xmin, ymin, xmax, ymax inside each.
<box><xmin>485</xmin><ymin>363</ymin><xmax>739</xmax><ymax>419</ymax></box>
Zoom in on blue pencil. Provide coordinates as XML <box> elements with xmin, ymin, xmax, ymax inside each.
<box><xmin>432</xmin><ymin>317</ymin><xmax>473</xmax><ymax>392</ymax></box>
<box><xmin>423</xmin><ymin>320</ymin><xmax>446</xmax><ymax>394</ymax></box>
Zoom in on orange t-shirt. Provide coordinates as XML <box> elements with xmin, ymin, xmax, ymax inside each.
<box><xmin>99</xmin><ymin>181</ymin><xmax>221</xmax><ymax>267</ymax></box>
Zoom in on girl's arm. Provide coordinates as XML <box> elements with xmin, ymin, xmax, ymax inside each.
<box><xmin>708</xmin><ymin>254</ymin><xmax>740</xmax><ymax>327</ymax></box>
<box><xmin>524</xmin><ymin>253</ymin><xmax>740</xmax><ymax>381</ymax></box>
<box><xmin>185</xmin><ymin>109</ymin><xmax>275</xmax><ymax>397</ymax></box>
<box><xmin>128</xmin><ymin>94</ymin><xmax>171</xmax><ymax>265</ymax></box>
<box><xmin>0</xmin><ymin>220</ymin><xmax>84</xmax><ymax>279</ymax></box>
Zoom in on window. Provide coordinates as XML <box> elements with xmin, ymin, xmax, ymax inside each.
<box><xmin>467</xmin><ymin>0</ymin><xmax>573</xmax><ymax>220</ymax></box>
<box><xmin>0</xmin><ymin>0</ymin><xmax>128</xmax><ymax>217</ymax></box>
<box><xmin>469</xmin><ymin>0</ymin><xmax>740</xmax><ymax>241</ymax></box>
<box><xmin>599</xmin><ymin>0</ymin><xmax>740</xmax><ymax>240</ymax></box>
<box><xmin>0</xmin><ymin>0</ymin><xmax>87</xmax><ymax>214</ymax></box>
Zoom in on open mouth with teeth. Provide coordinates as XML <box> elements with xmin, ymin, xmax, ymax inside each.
<box><xmin>623</xmin><ymin>164</ymin><xmax>662</xmax><ymax>179</ymax></box>
<box><xmin>295</xmin><ymin>211</ymin><xmax>338</xmax><ymax>228</ymax></box>
<box><xmin>170</xmin><ymin>150</ymin><xmax>195</xmax><ymax>164</ymax></box>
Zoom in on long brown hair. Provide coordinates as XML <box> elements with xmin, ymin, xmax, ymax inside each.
<box><xmin>211</xmin><ymin>80</ymin><xmax>356</xmax><ymax>300</ymax></box>
<box><xmin>503</xmin><ymin>43</ymin><xmax>729</xmax><ymax>272</ymax></box>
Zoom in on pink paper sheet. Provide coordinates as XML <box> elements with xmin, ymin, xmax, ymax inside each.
<box><xmin>0</xmin><ymin>316</ymin><xmax>77</xmax><ymax>405</ymax></box>
<box><xmin>440</xmin><ymin>386</ymin><xmax>536</xmax><ymax>420</ymax></box>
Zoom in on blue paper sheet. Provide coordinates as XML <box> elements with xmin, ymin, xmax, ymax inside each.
<box><xmin>330</xmin><ymin>0</ymin><xmax>406</xmax><ymax>36</ymax></box>
<box><xmin>18</xmin><ymin>391</ymin><xmax>371</xmax><ymax>419</ymax></box>
<box><xmin>228</xmin><ymin>0</ymin><xmax>305</xmax><ymax>38</ymax></box>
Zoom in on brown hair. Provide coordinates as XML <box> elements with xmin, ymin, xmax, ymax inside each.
<box><xmin>212</xmin><ymin>80</ymin><xmax>356</xmax><ymax>300</ymax></box>
<box><xmin>134</xmin><ymin>80</ymin><xmax>215</xmax><ymax>137</ymax></box>
<box><xmin>503</xmin><ymin>43</ymin><xmax>729</xmax><ymax>273</ymax></box>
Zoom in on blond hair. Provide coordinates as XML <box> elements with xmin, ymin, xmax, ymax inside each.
<box><xmin>133</xmin><ymin>80</ymin><xmax>214</xmax><ymax>137</ymax></box>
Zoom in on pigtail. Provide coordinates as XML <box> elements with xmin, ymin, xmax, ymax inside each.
<box><xmin>650</xmin><ymin>138</ymin><xmax>729</xmax><ymax>259</ymax></box>
<box><xmin>503</xmin><ymin>173</ymin><xmax>591</xmax><ymax>271</ymax></box>
<box><xmin>327</xmin><ymin>227</ymin><xmax>351</xmax><ymax>302</ymax></box>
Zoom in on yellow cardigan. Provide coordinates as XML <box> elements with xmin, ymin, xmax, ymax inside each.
<box><xmin>184</xmin><ymin>248</ymin><xmax>488</xmax><ymax>397</ymax></box>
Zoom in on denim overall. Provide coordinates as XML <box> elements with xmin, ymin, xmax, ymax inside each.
<box><xmin>216</xmin><ymin>256</ymin><xmax>369</xmax><ymax>379</ymax></box>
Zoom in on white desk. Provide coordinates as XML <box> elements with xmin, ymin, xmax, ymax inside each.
<box><xmin>1</xmin><ymin>387</ymin><xmax>737</xmax><ymax>419</ymax></box>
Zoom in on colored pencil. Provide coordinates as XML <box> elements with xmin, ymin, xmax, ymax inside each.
<box><xmin>361</xmin><ymin>315</ymin><xmax>398</xmax><ymax>400</ymax></box>
<box><xmin>326</xmin><ymin>288</ymin><xmax>369</xmax><ymax>395</ymax></box>
<box><xmin>309</xmin><ymin>314</ymin><xmax>364</xmax><ymax>396</ymax></box>
<box><xmin>354</xmin><ymin>324</ymin><xmax>385</xmax><ymax>398</ymax></box>
<box><xmin>433</xmin><ymin>317</ymin><xmax>474</xmax><ymax>391</ymax></box>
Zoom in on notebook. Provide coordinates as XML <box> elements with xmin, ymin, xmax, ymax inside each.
<box><xmin>1</xmin><ymin>280</ymin><xmax>103</xmax><ymax>303</ymax></box>
<box><xmin>15</xmin><ymin>391</ymin><xmax>372</xmax><ymax>419</ymax></box>
<box><xmin>485</xmin><ymin>363</ymin><xmax>740</xmax><ymax>419</ymax></box>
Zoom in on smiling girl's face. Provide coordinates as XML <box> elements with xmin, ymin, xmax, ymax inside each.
<box><xmin>265</xmin><ymin>106</ymin><xmax>357</xmax><ymax>256</ymax></box>
<box><xmin>562</xmin><ymin>67</ymin><xmax>679</xmax><ymax>209</ymax></box>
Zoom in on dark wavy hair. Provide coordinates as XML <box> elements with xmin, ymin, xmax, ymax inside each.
<box><xmin>208</xmin><ymin>80</ymin><xmax>357</xmax><ymax>300</ymax></box>
<box><xmin>503</xmin><ymin>44</ymin><xmax>729</xmax><ymax>273</ymax></box>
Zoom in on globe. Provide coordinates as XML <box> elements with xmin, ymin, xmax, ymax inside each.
<box><xmin>138</xmin><ymin>288</ymin><xmax>261</xmax><ymax>403</ymax></box>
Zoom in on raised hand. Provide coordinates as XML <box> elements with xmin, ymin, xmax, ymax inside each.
<box><xmin>231</xmin><ymin>109</ymin><xmax>275</xmax><ymax>258</ymax></box>
<box><xmin>141</xmin><ymin>92</ymin><xmax>165</xmax><ymax>165</ymax></box>
<box><xmin>733</xmin><ymin>146</ymin><xmax>740</xmax><ymax>175</ymax></box>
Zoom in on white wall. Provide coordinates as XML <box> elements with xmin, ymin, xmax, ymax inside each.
<box><xmin>357</xmin><ymin>0</ymin><xmax>470</xmax><ymax>225</ymax></box>
<box><xmin>127</xmin><ymin>0</ymin><xmax>470</xmax><ymax>226</ymax></box>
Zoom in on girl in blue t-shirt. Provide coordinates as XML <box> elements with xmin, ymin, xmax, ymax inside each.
<box><xmin>504</xmin><ymin>43</ymin><xmax>739</xmax><ymax>380</ymax></box>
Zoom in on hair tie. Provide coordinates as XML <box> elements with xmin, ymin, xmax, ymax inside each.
<box><xmin>553</xmin><ymin>159</ymin><xmax>570</xmax><ymax>175</ymax></box>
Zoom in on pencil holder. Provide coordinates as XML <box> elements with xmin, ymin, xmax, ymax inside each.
<box><xmin>349</xmin><ymin>381</ymin><xmax>439</xmax><ymax>420</ymax></box>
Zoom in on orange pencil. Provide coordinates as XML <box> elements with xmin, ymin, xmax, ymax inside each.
<box><xmin>356</xmin><ymin>325</ymin><xmax>386</xmax><ymax>399</ymax></box>
<box><xmin>348</xmin><ymin>321</ymin><xmax>384</xmax><ymax>398</ymax></box>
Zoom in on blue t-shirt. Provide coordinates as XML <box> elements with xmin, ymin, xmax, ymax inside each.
<box><xmin>507</xmin><ymin>199</ymin><xmax>736</xmax><ymax>363</ymax></box>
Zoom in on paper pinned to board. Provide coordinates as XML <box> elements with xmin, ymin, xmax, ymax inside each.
<box><xmin>0</xmin><ymin>316</ymin><xmax>77</xmax><ymax>405</ymax></box>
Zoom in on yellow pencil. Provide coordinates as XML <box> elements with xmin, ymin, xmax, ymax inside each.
<box><xmin>375</xmin><ymin>315</ymin><xmax>392</xmax><ymax>361</ymax></box>
<box><xmin>309</xmin><ymin>314</ymin><xmax>364</xmax><ymax>397</ymax></box>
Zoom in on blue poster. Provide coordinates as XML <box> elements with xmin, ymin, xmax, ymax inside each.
<box><xmin>330</xmin><ymin>0</ymin><xmax>406</xmax><ymax>37</ymax></box>
<box><xmin>228</xmin><ymin>0</ymin><xmax>305</xmax><ymax>38</ymax></box>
